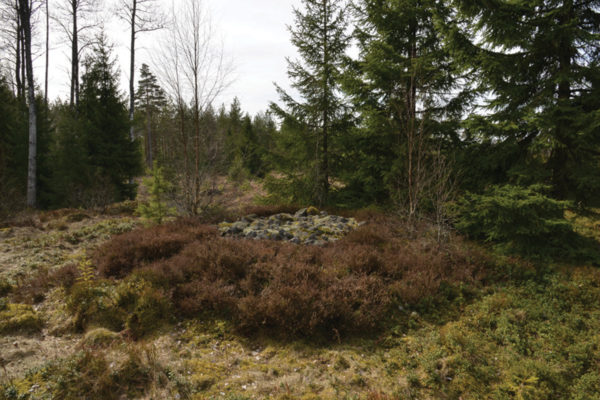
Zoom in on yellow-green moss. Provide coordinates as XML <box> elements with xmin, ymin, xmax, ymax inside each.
<box><xmin>0</xmin><ymin>303</ymin><xmax>43</xmax><ymax>334</ymax></box>
<box><xmin>82</xmin><ymin>327</ymin><xmax>120</xmax><ymax>347</ymax></box>
<box><xmin>306</xmin><ymin>206</ymin><xmax>319</xmax><ymax>215</ymax></box>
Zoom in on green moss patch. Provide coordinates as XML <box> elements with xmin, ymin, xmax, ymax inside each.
<box><xmin>0</xmin><ymin>303</ymin><xmax>43</xmax><ymax>334</ymax></box>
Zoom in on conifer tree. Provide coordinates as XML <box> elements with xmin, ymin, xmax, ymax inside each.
<box><xmin>137</xmin><ymin>161</ymin><xmax>174</xmax><ymax>224</ymax></box>
<box><xmin>78</xmin><ymin>34</ymin><xmax>141</xmax><ymax>202</ymax></box>
<box><xmin>343</xmin><ymin>0</ymin><xmax>465</xmax><ymax>213</ymax></box>
<box><xmin>135</xmin><ymin>63</ymin><xmax>166</xmax><ymax>168</ymax></box>
<box><xmin>271</xmin><ymin>0</ymin><xmax>350</xmax><ymax>206</ymax></box>
<box><xmin>448</xmin><ymin>0</ymin><xmax>600</xmax><ymax>204</ymax></box>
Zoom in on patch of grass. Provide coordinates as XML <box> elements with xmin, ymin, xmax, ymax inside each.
<box><xmin>0</xmin><ymin>303</ymin><xmax>43</xmax><ymax>334</ymax></box>
<box><xmin>0</xmin><ymin>344</ymin><xmax>178</xmax><ymax>400</ymax></box>
<box><xmin>81</xmin><ymin>327</ymin><xmax>120</xmax><ymax>348</ymax></box>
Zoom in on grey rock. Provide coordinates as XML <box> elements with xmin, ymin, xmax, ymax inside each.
<box><xmin>218</xmin><ymin>208</ymin><xmax>362</xmax><ymax>245</ymax></box>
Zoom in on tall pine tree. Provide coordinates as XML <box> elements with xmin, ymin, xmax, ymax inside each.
<box><xmin>448</xmin><ymin>0</ymin><xmax>600</xmax><ymax>204</ymax></box>
<box><xmin>270</xmin><ymin>0</ymin><xmax>350</xmax><ymax>205</ymax></box>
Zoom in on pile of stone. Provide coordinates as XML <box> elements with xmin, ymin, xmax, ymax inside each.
<box><xmin>218</xmin><ymin>207</ymin><xmax>362</xmax><ymax>245</ymax></box>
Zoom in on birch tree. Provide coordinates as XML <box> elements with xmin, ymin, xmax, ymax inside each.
<box><xmin>154</xmin><ymin>0</ymin><xmax>232</xmax><ymax>215</ymax></box>
<box><xmin>17</xmin><ymin>0</ymin><xmax>37</xmax><ymax>207</ymax></box>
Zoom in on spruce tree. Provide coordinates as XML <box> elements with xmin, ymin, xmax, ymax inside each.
<box><xmin>137</xmin><ymin>161</ymin><xmax>175</xmax><ymax>224</ymax></box>
<box><xmin>270</xmin><ymin>0</ymin><xmax>350</xmax><ymax>205</ymax></box>
<box><xmin>343</xmin><ymin>0</ymin><xmax>465</xmax><ymax>212</ymax></box>
<box><xmin>135</xmin><ymin>63</ymin><xmax>166</xmax><ymax>168</ymax></box>
<box><xmin>448</xmin><ymin>0</ymin><xmax>600</xmax><ymax>204</ymax></box>
<box><xmin>78</xmin><ymin>34</ymin><xmax>142</xmax><ymax>203</ymax></box>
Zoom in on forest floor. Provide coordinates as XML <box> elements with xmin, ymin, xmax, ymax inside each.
<box><xmin>1</xmin><ymin>181</ymin><xmax>600</xmax><ymax>400</ymax></box>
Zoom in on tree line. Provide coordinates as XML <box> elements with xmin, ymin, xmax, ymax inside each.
<box><xmin>270</xmin><ymin>0</ymin><xmax>600</xmax><ymax>220</ymax></box>
<box><xmin>1</xmin><ymin>0</ymin><xmax>599</xmax><ymax>223</ymax></box>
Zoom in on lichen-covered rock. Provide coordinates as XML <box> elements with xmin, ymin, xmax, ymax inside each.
<box><xmin>219</xmin><ymin>208</ymin><xmax>361</xmax><ymax>245</ymax></box>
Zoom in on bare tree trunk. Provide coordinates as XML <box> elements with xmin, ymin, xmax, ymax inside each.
<box><xmin>15</xmin><ymin>1</ymin><xmax>23</xmax><ymax>98</ymax></box>
<box><xmin>146</xmin><ymin>104</ymin><xmax>152</xmax><ymax>167</ymax></box>
<box><xmin>128</xmin><ymin>0</ymin><xmax>136</xmax><ymax>141</ymax></box>
<box><xmin>18</xmin><ymin>0</ymin><xmax>37</xmax><ymax>208</ymax></box>
<box><xmin>70</xmin><ymin>0</ymin><xmax>78</xmax><ymax>107</ymax></box>
<box><xmin>320</xmin><ymin>0</ymin><xmax>329</xmax><ymax>206</ymax></box>
<box><xmin>20</xmin><ymin>18</ymin><xmax>25</xmax><ymax>98</ymax></box>
<box><xmin>44</xmin><ymin>0</ymin><xmax>49</xmax><ymax>105</ymax></box>
<box><xmin>154</xmin><ymin>0</ymin><xmax>231</xmax><ymax>215</ymax></box>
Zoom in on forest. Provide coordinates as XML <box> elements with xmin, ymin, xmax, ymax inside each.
<box><xmin>1</xmin><ymin>0</ymin><xmax>600</xmax><ymax>399</ymax></box>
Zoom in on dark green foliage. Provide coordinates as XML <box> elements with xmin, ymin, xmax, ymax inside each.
<box><xmin>454</xmin><ymin>184</ymin><xmax>586</xmax><ymax>258</ymax></box>
<box><xmin>135</xmin><ymin>64</ymin><xmax>166</xmax><ymax>169</ymax></box>
<box><xmin>78</xmin><ymin>36</ymin><xmax>142</xmax><ymax>201</ymax></box>
<box><xmin>0</xmin><ymin>278</ymin><xmax>12</xmax><ymax>297</ymax></box>
<box><xmin>137</xmin><ymin>161</ymin><xmax>175</xmax><ymax>224</ymax></box>
<box><xmin>340</xmin><ymin>0</ymin><xmax>466</xmax><ymax>208</ymax></box>
<box><xmin>263</xmin><ymin>118</ymin><xmax>322</xmax><ymax>205</ymax></box>
<box><xmin>48</xmin><ymin>35</ymin><xmax>141</xmax><ymax>208</ymax></box>
<box><xmin>270</xmin><ymin>0</ymin><xmax>351</xmax><ymax>205</ymax></box>
<box><xmin>448</xmin><ymin>0</ymin><xmax>600</xmax><ymax>204</ymax></box>
<box><xmin>0</xmin><ymin>76</ymin><xmax>53</xmax><ymax>214</ymax></box>
<box><xmin>47</xmin><ymin>103</ymin><xmax>94</xmax><ymax>207</ymax></box>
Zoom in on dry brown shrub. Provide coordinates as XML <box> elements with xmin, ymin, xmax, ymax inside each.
<box><xmin>12</xmin><ymin>267</ymin><xmax>51</xmax><ymax>303</ymax></box>
<box><xmin>13</xmin><ymin>263</ymin><xmax>81</xmax><ymax>304</ymax></box>
<box><xmin>342</xmin><ymin>224</ymin><xmax>389</xmax><ymax>247</ymax></box>
<box><xmin>1</xmin><ymin>211</ymin><xmax>41</xmax><ymax>228</ymax></box>
<box><xmin>52</xmin><ymin>263</ymin><xmax>80</xmax><ymax>289</ymax></box>
<box><xmin>95</xmin><ymin>219</ymin><xmax>216</xmax><ymax>278</ymax></box>
<box><xmin>38</xmin><ymin>208</ymin><xmax>83</xmax><ymax>222</ymax></box>
<box><xmin>367</xmin><ymin>392</ymin><xmax>400</xmax><ymax>400</ymax></box>
<box><xmin>92</xmin><ymin>212</ymin><xmax>495</xmax><ymax>338</ymax></box>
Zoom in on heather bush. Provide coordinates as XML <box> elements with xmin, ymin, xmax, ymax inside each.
<box><xmin>95</xmin><ymin>219</ymin><xmax>215</xmax><ymax>278</ymax></box>
<box><xmin>91</xmin><ymin>214</ymin><xmax>495</xmax><ymax>339</ymax></box>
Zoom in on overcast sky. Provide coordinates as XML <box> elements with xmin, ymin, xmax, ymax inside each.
<box><xmin>41</xmin><ymin>0</ymin><xmax>303</xmax><ymax>116</ymax></box>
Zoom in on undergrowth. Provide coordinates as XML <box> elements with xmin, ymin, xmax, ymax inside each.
<box><xmin>52</xmin><ymin>214</ymin><xmax>503</xmax><ymax>339</ymax></box>
<box><xmin>0</xmin><ymin>344</ymin><xmax>183</xmax><ymax>400</ymax></box>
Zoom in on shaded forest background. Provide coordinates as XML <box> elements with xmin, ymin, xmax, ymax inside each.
<box><xmin>1</xmin><ymin>0</ymin><xmax>600</xmax><ymax>247</ymax></box>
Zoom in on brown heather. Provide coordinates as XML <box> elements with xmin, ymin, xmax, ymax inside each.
<box><xmin>87</xmin><ymin>214</ymin><xmax>492</xmax><ymax>338</ymax></box>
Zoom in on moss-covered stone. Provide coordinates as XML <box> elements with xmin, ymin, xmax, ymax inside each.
<box><xmin>219</xmin><ymin>209</ymin><xmax>361</xmax><ymax>245</ymax></box>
